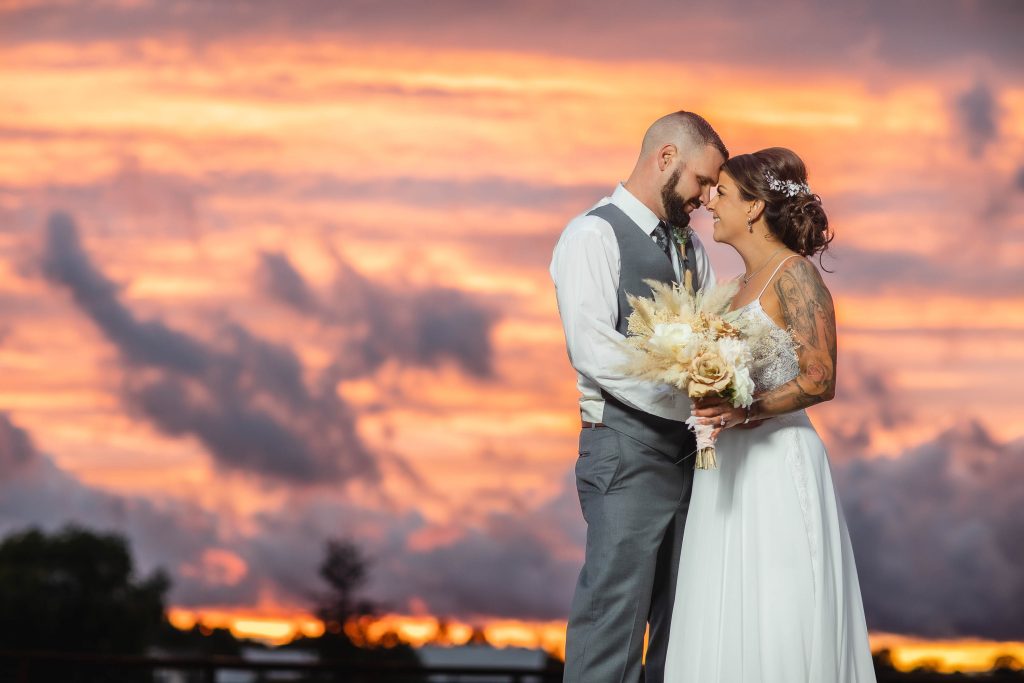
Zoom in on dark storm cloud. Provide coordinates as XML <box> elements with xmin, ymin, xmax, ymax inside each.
<box><xmin>2</xmin><ymin>411</ymin><xmax>581</xmax><ymax>617</ymax></box>
<box><xmin>2</xmin><ymin>0</ymin><xmax>1020</xmax><ymax>74</ymax></box>
<box><xmin>40</xmin><ymin>211</ymin><xmax>377</xmax><ymax>485</ymax></box>
<box><xmin>0</xmin><ymin>413</ymin><xmax>385</xmax><ymax>608</ymax></box>
<box><xmin>259</xmin><ymin>250</ymin><xmax>499</xmax><ymax>380</ymax></box>
<box><xmin>41</xmin><ymin>211</ymin><xmax>209</xmax><ymax>374</ymax></box>
<box><xmin>241</xmin><ymin>496</ymin><xmax>429</xmax><ymax>609</ymax></box>
<box><xmin>0</xmin><ymin>412</ymin><xmax>240</xmax><ymax>605</ymax></box>
<box><xmin>9</xmin><ymin>403</ymin><xmax>1024</xmax><ymax>637</ymax></box>
<box><xmin>812</xmin><ymin>354</ymin><xmax>912</xmax><ymax>462</ymax></box>
<box><xmin>258</xmin><ymin>251</ymin><xmax>319</xmax><ymax>315</ymax></box>
<box><xmin>836</xmin><ymin>423</ymin><xmax>1024</xmax><ymax>640</ymax></box>
<box><xmin>192</xmin><ymin>466</ymin><xmax>585</xmax><ymax>619</ymax></box>
<box><xmin>411</xmin><ymin>289</ymin><xmax>495</xmax><ymax>378</ymax></box>
<box><xmin>396</xmin><ymin>516</ymin><xmax>579</xmax><ymax>619</ymax></box>
<box><xmin>367</xmin><ymin>469</ymin><xmax>584</xmax><ymax>619</ymax></box>
<box><xmin>954</xmin><ymin>81</ymin><xmax>1000</xmax><ymax>158</ymax></box>
<box><xmin>0</xmin><ymin>415</ymin><xmax>34</xmax><ymax>480</ymax></box>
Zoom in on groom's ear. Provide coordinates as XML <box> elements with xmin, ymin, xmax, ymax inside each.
<box><xmin>658</xmin><ymin>143</ymin><xmax>677</xmax><ymax>171</ymax></box>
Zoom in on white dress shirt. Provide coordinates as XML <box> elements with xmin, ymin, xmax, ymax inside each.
<box><xmin>550</xmin><ymin>183</ymin><xmax>717</xmax><ymax>423</ymax></box>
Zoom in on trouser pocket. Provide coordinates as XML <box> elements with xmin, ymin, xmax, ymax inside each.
<box><xmin>575</xmin><ymin>427</ymin><xmax>622</xmax><ymax>494</ymax></box>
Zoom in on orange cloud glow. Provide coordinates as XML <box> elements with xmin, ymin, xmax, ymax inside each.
<box><xmin>2</xmin><ymin>0</ymin><xmax>1022</xmax><ymax>661</ymax></box>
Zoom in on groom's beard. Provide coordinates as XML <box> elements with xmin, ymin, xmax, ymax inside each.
<box><xmin>661</xmin><ymin>168</ymin><xmax>698</xmax><ymax>229</ymax></box>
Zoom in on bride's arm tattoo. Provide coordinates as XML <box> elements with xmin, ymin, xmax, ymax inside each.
<box><xmin>752</xmin><ymin>259</ymin><xmax>837</xmax><ymax>418</ymax></box>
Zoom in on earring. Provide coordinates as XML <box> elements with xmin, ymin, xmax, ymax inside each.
<box><xmin>746</xmin><ymin>218</ymin><xmax>753</xmax><ymax>233</ymax></box>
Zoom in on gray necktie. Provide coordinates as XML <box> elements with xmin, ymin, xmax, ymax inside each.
<box><xmin>653</xmin><ymin>221</ymin><xmax>673</xmax><ymax>263</ymax></box>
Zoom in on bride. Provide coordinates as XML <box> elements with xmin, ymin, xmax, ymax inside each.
<box><xmin>663</xmin><ymin>148</ymin><xmax>876</xmax><ymax>682</ymax></box>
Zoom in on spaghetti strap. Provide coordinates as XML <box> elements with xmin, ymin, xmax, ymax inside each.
<box><xmin>754</xmin><ymin>254</ymin><xmax>801</xmax><ymax>301</ymax></box>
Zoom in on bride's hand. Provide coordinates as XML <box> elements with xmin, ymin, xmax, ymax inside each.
<box><xmin>692</xmin><ymin>401</ymin><xmax>750</xmax><ymax>439</ymax></box>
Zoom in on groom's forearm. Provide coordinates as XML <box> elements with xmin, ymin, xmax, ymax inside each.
<box><xmin>552</xmin><ymin>219</ymin><xmax>692</xmax><ymax>422</ymax></box>
<box><xmin>573</xmin><ymin>330</ymin><xmax>694</xmax><ymax>422</ymax></box>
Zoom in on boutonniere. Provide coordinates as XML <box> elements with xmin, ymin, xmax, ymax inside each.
<box><xmin>671</xmin><ymin>225</ymin><xmax>692</xmax><ymax>253</ymax></box>
<box><xmin>672</xmin><ymin>225</ymin><xmax>695</xmax><ymax>293</ymax></box>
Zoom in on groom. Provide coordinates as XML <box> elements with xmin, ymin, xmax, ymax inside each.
<box><xmin>550</xmin><ymin>111</ymin><xmax>728</xmax><ymax>683</ymax></box>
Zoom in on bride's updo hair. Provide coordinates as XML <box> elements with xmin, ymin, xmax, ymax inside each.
<box><xmin>722</xmin><ymin>147</ymin><xmax>832</xmax><ymax>258</ymax></box>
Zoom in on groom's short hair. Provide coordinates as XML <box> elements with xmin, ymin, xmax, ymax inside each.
<box><xmin>641</xmin><ymin>111</ymin><xmax>729</xmax><ymax>161</ymax></box>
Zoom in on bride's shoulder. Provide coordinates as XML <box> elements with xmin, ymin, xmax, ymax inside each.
<box><xmin>772</xmin><ymin>254</ymin><xmax>834</xmax><ymax>308</ymax></box>
<box><xmin>758</xmin><ymin>253</ymin><xmax>832</xmax><ymax>315</ymax></box>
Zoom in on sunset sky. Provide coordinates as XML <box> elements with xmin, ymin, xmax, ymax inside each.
<box><xmin>1</xmin><ymin>0</ymin><xmax>1023</xmax><ymax>671</ymax></box>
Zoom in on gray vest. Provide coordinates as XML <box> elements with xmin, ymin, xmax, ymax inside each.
<box><xmin>588</xmin><ymin>203</ymin><xmax>698</xmax><ymax>459</ymax></box>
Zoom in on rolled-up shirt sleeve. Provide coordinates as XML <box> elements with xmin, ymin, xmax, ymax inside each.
<box><xmin>550</xmin><ymin>217</ymin><xmax>690</xmax><ymax>422</ymax></box>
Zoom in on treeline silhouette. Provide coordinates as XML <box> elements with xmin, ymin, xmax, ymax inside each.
<box><xmin>0</xmin><ymin>525</ymin><xmax>1020</xmax><ymax>682</ymax></box>
<box><xmin>0</xmin><ymin>525</ymin><xmax>422</xmax><ymax>682</ymax></box>
<box><xmin>873</xmin><ymin>647</ymin><xmax>1024</xmax><ymax>682</ymax></box>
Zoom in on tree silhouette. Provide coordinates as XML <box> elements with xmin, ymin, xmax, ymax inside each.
<box><xmin>0</xmin><ymin>525</ymin><xmax>169</xmax><ymax>654</ymax></box>
<box><xmin>292</xmin><ymin>536</ymin><xmax>422</xmax><ymax>679</ymax></box>
<box><xmin>315</xmin><ymin>538</ymin><xmax>378</xmax><ymax>635</ymax></box>
<box><xmin>873</xmin><ymin>648</ymin><xmax>896</xmax><ymax>672</ymax></box>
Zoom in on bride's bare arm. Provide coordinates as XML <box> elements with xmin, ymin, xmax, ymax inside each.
<box><xmin>692</xmin><ymin>258</ymin><xmax>837</xmax><ymax>433</ymax></box>
<box><xmin>749</xmin><ymin>258</ymin><xmax>837</xmax><ymax>419</ymax></box>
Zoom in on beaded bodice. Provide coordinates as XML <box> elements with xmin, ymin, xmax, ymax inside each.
<box><xmin>735</xmin><ymin>300</ymin><xmax>800</xmax><ymax>393</ymax></box>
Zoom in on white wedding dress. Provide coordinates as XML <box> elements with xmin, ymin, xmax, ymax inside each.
<box><xmin>664</xmin><ymin>268</ymin><xmax>876</xmax><ymax>683</ymax></box>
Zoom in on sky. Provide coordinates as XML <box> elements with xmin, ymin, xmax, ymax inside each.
<box><xmin>1</xmin><ymin>0</ymin><xmax>1023</xmax><ymax>666</ymax></box>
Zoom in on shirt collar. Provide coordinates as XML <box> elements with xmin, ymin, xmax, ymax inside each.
<box><xmin>611</xmin><ymin>183</ymin><xmax>662</xmax><ymax>236</ymax></box>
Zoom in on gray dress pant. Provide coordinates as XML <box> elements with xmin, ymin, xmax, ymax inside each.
<box><xmin>564</xmin><ymin>426</ymin><xmax>693</xmax><ymax>683</ymax></box>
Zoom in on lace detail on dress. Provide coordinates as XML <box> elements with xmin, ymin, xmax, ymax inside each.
<box><xmin>733</xmin><ymin>302</ymin><xmax>800</xmax><ymax>393</ymax></box>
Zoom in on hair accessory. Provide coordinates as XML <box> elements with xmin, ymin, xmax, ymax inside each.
<box><xmin>764</xmin><ymin>169</ymin><xmax>810</xmax><ymax>198</ymax></box>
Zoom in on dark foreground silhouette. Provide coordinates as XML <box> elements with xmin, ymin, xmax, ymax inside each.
<box><xmin>0</xmin><ymin>526</ymin><xmax>1018</xmax><ymax>682</ymax></box>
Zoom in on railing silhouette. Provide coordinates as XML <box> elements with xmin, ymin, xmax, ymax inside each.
<box><xmin>0</xmin><ymin>650</ymin><xmax>563</xmax><ymax>683</ymax></box>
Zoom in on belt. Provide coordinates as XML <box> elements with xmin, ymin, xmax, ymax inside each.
<box><xmin>581</xmin><ymin>421</ymin><xmax>607</xmax><ymax>429</ymax></box>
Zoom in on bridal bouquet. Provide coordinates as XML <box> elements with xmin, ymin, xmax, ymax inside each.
<box><xmin>620</xmin><ymin>280</ymin><xmax>768</xmax><ymax>469</ymax></box>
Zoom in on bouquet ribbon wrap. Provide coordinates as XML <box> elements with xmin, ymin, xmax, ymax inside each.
<box><xmin>685</xmin><ymin>415</ymin><xmax>717</xmax><ymax>469</ymax></box>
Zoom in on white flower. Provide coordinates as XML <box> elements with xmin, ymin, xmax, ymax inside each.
<box><xmin>647</xmin><ymin>322</ymin><xmax>697</xmax><ymax>358</ymax></box>
<box><xmin>731</xmin><ymin>366</ymin><xmax>755</xmax><ymax>407</ymax></box>
<box><xmin>715</xmin><ymin>337</ymin><xmax>750</xmax><ymax>369</ymax></box>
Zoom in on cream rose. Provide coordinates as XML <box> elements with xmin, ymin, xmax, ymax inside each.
<box><xmin>715</xmin><ymin>337</ymin><xmax>749</xmax><ymax>369</ymax></box>
<box><xmin>647</xmin><ymin>322</ymin><xmax>697</xmax><ymax>358</ymax></box>
<box><xmin>687</xmin><ymin>348</ymin><xmax>734</xmax><ymax>398</ymax></box>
